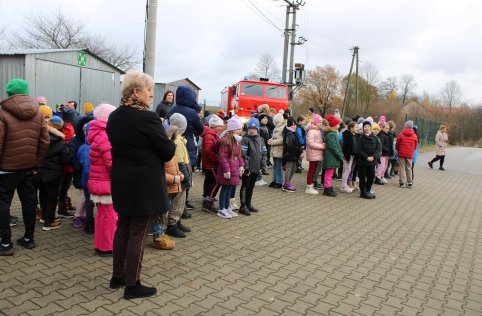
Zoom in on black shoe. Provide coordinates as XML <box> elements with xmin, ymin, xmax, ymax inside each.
<box><xmin>166</xmin><ymin>225</ymin><xmax>186</xmax><ymax>238</ymax></box>
<box><xmin>274</xmin><ymin>183</ymin><xmax>282</xmax><ymax>188</ymax></box>
<box><xmin>314</xmin><ymin>182</ymin><xmax>324</xmax><ymax>190</ymax></box>
<box><xmin>177</xmin><ymin>221</ymin><xmax>191</xmax><ymax>233</ymax></box>
<box><xmin>374</xmin><ymin>178</ymin><xmax>385</xmax><ymax>185</ymax></box>
<box><xmin>295</xmin><ymin>168</ymin><xmax>303</xmax><ymax>173</ymax></box>
<box><xmin>181</xmin><ymin>210</ymin><xmax>191</xmax><ymax>219</ymax></box>
<box><xmin>268</xmin><ymin>181</ymin><xmax>277</xmax><ymax>188</ymax></box>
<box><xmin>439</xmin><ymin>167</ymin><xmax>445</xmax><ymax>171</ymax></box>
<box><xmin>323</xmin><ymin>187</ymin><xmax>337</xmax><ymax>197</ymax></box>
<box><xmin>0</xmin><ymin>243</ymin><xmax>14</xmax><ymax>256</ymax></box>
<box><xmin>124</xmin><ymin>284</ymin><xmax>157</xmax><ymax>299</ymax></box>
<box><xmin>428</xmin><ymin>161</ymin><xmax>433</xmax><ymax>169</ymax></box>
<box><xmin>84</xmin><ymin>223</ymin><xmax>95</xmax><ymax>234</ymax></box>
<box><xmin>202</xmin><ymin>200</ymin><xmax>218</xmax><ymax>213</ymax></box>
<box><xmin>110</xmin><ymin>277</ymin><xmax>125</xmax><ymax>289</ymax></box>
<box><xmin>360</xmin><ymin>191</ymin><xmax>374</xmax><ymax>199</ymax></box>
<box><xmin>185</xmin><ymin>202</ymin><xmax>194</xmax><ymax>210</ymax></box>
<box><xmin>17</xmin><ymin>237</ymin><xmax>35</xmax><ymax>249</ymax></box>
<box><xmin>238</xmin><ymin>206</ymin><xmax>251</xmax><ymax>216</ymax></box>
<box><xmin>248</xmin><ymin>206</ymin><xmax>259</xmax><ymax>213</ymax></box>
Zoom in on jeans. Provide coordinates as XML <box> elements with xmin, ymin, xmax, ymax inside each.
<box><xmin>284</xmin><ymin>161</ymin><xmax>296</xmax><ymax>184</ymax></box>
<box><xmin>151</xmin><ymin>215</ymin><xmax>166</xmax><ymax>239</ymax></box>
<box><xmin>271</xmin><ymin>158</ymin><xmax>283</xmax><ymax>184</ymax></box>
<box><xmin>219</xmin><ymin>185</ymin><xmax>234</xmax><ymax>210</ymax></box>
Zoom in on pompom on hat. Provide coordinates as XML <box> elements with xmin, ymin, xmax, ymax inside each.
<box><xmin>93</xmin><ymin>103</ymin><xmax>116</xmax><ymax>122</ymax></box>
<box><xmin>36</xmin><ymin>96</ymin><xmax>47</xmax><ymax>105</ymax></box>
<box><xmin>6</xmin><ymin>79</ymin><xmax>29</xmax><ymax>96</ymax></box>
<box><xmin>39</xmin><ymin>105</ymin><xmax>53</xmax><ymax>119</ymax></box>
<box><xmin>226</xmin><ymin>116</ymin><xmax>243</xmax><ymax>131</ymax></box>
<box><xmin>326</xmin><ymin>114</ymin><xmax>341</xmax><ymax>128</ymax></box>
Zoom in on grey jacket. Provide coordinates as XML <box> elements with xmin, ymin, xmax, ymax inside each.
<box><xmin>241</xmin><ymin>134</ymin><xmax>267</xmax><ymax>174</ymax></box>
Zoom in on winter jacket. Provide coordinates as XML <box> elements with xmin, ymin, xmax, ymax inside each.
<box><xmin>36</xmin><ymin>127</ymin><xmax>70</xmax><ymax>183</ymax></box>
<box><xmin>396</xmin><ymin>128</ymin><xmax>418</xmax><ymax>159</ymax></box>
<box><xmin>217</xmin><ymin>136</ymin><xmax>244</xmax><ymax>186</ymax></box>
<box><xmin>166</xmin><ymin>86</ymin><xmax>204</xmax><ymax>166</ymax></box>
<box><xmin>267</xmin><ymin>116</ymin><xmax>275</xmax><ymax>137</ymax></box>
<box><xmin>88</xmin><ymin>120</ymin><xmax>112</xmax><ymax>196</ymax></box>
<box><xmin>342</xmin><ymin>129</ymin><xmax>357</xmax><ymax>161</ymax></box>
<box><xmin>435</xmin><ymin>130</ymin><xmax>448</xmax><ymax>156</ymax></box>
<box><xmin>323</xmin><ymin>129</ymin><xmax>344</xmax><ymax>169</ymax></box>
<box><xmin>377</xmin><ymin>130</ymin><xmax>391</xmax><ymax>157</ymax></box>
<box><xmin>164</xmin><ymin>155</ymin><xmax>182</xmax><ymax>194</ymax></box>
<box><xmin>77</xmin><ymin>125</ymin><xmax>91</xmax><ymax>190</ymax></box>
<box><xmin>201</xmin><ymin>126</ymin><xmax>220</xmax><ymax>169</ymax></box>
<box><xmin>155</xmin><ymin>101</ymin><xmax>173</xmax><ymax>119</ymax></box>
<box><xmin>259</xmin><ymin>124</ymin><xmax>270</xmax><ymax>144</ymax></box>
<box><xmin>0</xmin><ymin>94</ymin><xmax>49</xmax><ymax>170</ymax></box>
<box><xmin>61</xmin><ymin>122</ymin><xmax>75</xmax><ymax>174</ymax></box>
<box><xmin>282</xmin><ymin>126</ymin><xmax>302</xmax><ymax>164</ymax></box>
<box><xmin>107</xmin><ymin>106</ymin><xmax>175</xmax><ymax>216</ymax></box>
<box><xmin>296</xmin><ymin>126</ymin><xmax>306</xmax><ymax>147</ymax></box>
<box><xmin>388</xmin><ymin>130</ymin><xmax>396</xmax><ymax>157</ymax></box>
<box><xmin>270</xmin><ymin>124</ymin><xmax>285</xmax><ymax>159</ymax></box>
<box><xmin>173</xmin><ymin>135</ymin><xmax>190</xmax><ymax>165</ymax></box>
<box><xmin>70</xmin><ymin>115</ymin><xmax>93</xmax><ymax>189</ymax></box>
<box><xmin>241</xmin><ymin>134</ymin><xmax>267</xmax><ymax>173</ymax></box>
<box><xmin>305</xmin><ymin>124</ymin><xmax>325</xmax><ymax>162</ymax></box>
<box><xmin>357</xmin><ymin>133</ymin><xmax>381</xmax><ymax>166</ymax></box>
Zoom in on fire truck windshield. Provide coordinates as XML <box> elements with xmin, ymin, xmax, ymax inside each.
<box><xmin>266</xmin><ymin>85</ymin><xmax>287</xmax><ymax>99</ymax></box>
<box><xmin>241</xmin><ymin>83</ymin><xmax>263</xmax><ymax>97</ymax></box>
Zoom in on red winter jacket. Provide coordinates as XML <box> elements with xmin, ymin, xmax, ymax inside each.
<box><xmin>61</xmin><ymin>122</ymin><xmax>75</xmax><ymax>173</ymax></box>
<box><xmin>396</xmin><ymin>128</ymin><xmax>418</xmax><ymax>159</ymax></box>
<box><xmin>88</xmin><ymin>120</ymin><xmax>112</xmax><ymax>196</ymax></box>
<box><xmin>201</xmin><ymin>126</ymin><xmax>220</xmax><ymax>169</ymax></box>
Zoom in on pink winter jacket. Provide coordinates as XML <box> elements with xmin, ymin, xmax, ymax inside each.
<box><xmin>305</xmin><ymin>123</ymin><xmax>325</xmax><ymax>162</ymax></box>
<box><xmin>88</xmin><ymin>120</ymin><xmax>112</xmax><ymax>196</ymax></box>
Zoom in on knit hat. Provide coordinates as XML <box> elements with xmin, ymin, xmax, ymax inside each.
<box><xmin>94</xmin><ymin>103</ymin><xmax>116</xmax><ymax>122</ymax></box>
<box><xmin>311</xmin><ymin>114</ymin><xmax>322</xmax><ymax>125</ymax></box>
<box><xmin>209</xmin><ymin>114</ymin><xmax>224</xmax><ymax>127</ymax></box>
<box><xmin>379</xmin><ymin>115</ymin><xmax>386</xmax><ymax>121</ymax></box>
<box><xmin>6</xmin><ymin>79</ymin><xmax>29</xmax><ymax>96</ymax></box>
<box><xmin>226</xmin><ymin>116</ymin><xmax>243</xmax><ymax>131</ymax></box>
<box><xmin>64</xmin><ymin>102</ymin><xmax>75</xmax><ymax>110</ymax></box>
<box><xmin>36</xmin><ymin>96</ymin><xmax>47</xmax><ymax>105</ymax></box>
<box><xmin>404</xmin><ymin>120</ymin><xmax>414</xmax><ymax>128</ymax></box>
<box><xmin>61</xmin><ymin>106</ymin><xmax>76</xmax><ymax>123</ymax></box>
<box><xmin>55</xmin><ymin>102</ymin><xmax>64</xmax><ymax>112</ymax></box>
<box><xmin>362</xmin><ymin>121</ymin><xmax>372</xmax><ymax>128</ymax></box>
<box><xmin>366</xmin><ymin>116</ymin><xmax>374</xmax><ymax>124</ymax></box>
<box><xmin>39</xmin><ymin>105</ymin><xmax>53</xmax><ymax>119</ymax></box>
<box><xmin>326</xmin><ymin>114</ymin><xmax>341</xmax><ymax>128</ymax></box>
<box><xmin>286</xmin><ymin>117</ymin><xmax>296</xmax><ymax>128</ymax></box>
<box><xmin>357</xmin><ymin>117</ymin><xmax>365</xmax><ymax>124</ymax></box>
<box><xmin>169</xmin><ymin>113</ymin><xmax>188</xmax><ymax>135</ymax></box>
<box><xmin>273</xmin><ymin>113</ymin><xmax>284</xmax><ymax>125</ymax></box>
<box><xmin>84</xmin><ymin>102</ymin><xmax>94</xmax><ymax>114</ymax></box>
<box><xmin>258</xmin><ymin>113</ymin><xmax>268</xmax><ymax>122</ymax></box>
<box><xmin>247</xmin><ymin>117</ymin><xmax>260</xmax><ymax>130</ymax></box>
<box><xmin>372</xmin><ymin>123</ymin><xmax>380</xmax><ymax>130</ymax></box>
<box><xmin>48</xmin><ymin>116</ymin><xmax>64</xmax><ymax>130</ymax></box>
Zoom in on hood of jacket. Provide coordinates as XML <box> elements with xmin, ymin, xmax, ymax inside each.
<box><xmin>74</xmin><ymin>114</ymin><xmax>94</xmax><ymax>143</ymax></box>
<box><xmin>87</xmin><ymin>120</ymin><xmax>107</xmax><ymax>145</ymax></box>
<box><xmin>202</xmin><ymin>125</ymin><xmax>218</xmax><ymax>138</ymax></box>
<box><xmin>0</xmin><ymin>95</ymin><xmax>39</xmax><ymax>120</ymax></box>
<box><xmin>400</xmin><ymin>128</ymin><xmax>415</xmax><ymax>137</ymax></box>
<box><xmin>175</xmin><ymin>86</ymin><xmax>200</xmax><ymax>111</ymax></box>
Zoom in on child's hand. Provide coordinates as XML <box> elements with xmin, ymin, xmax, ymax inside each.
<box><xmin>179</xmin><ymin>173</ymin><xmax>185</xmax><ymax>181</ymax></box>
<box><xmin>223</xmin><ymin>172</ymin><xmax>231</xmax><ymax>179</ymax></box>
<box><xmin>267</xmin><ymin>139</ymin><xmax>272</xmax><ymax>145</ymax></box>
<box><xmin>367</xmin><ymin>156</ymin><xmax>374</xmax><ymax>162</ymax></box>
<box><xmin>239</xmin><ymin>167</ymin><xmax>244</xmax><ymax>175</ymax></box>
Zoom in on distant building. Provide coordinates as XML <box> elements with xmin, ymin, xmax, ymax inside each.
<box><xmin>153</xmin><ymin>78</ymin><xmax>201</xmax><ymax>107</ymax></box>
<box><xmin>0</xmin><ymin>49</ymin><xmax>124</xmax><ymax>113</ymax></box>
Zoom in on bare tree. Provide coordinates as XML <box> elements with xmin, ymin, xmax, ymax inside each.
<box><xmin>361</xmin><ymin>62</ymin><xmax>380</xmax><ymax>112</ymax></box>
<box><xmin>254</xmin><ymin>53</ymin><xmax>280</xmax><ymax>81</ymax></box>
<box><xmin>0</xmin><ymin>26</ymin><xmax>7</xmax><ymax>48</ymax></box>
<box><xmin>378</xmin><ymin>76</ymin><xmax>398</xmax><ymax>99</ymax></box>
<box><xmin>441</xmin><ymin>80</ymin><xmax>462</xmax><ymax>111</ymax></box>
<box><xmin>8</xmin><ymin>11</ymin><xmax>138</xmax><ymax>71</ymax></box>
<box><xmin>399</xmin><ymin>74</ymin><xmax>416</xmax><ymax>105</ymax></box>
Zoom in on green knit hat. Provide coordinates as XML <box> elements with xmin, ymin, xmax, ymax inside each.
<box><xmin>6</xmin><ymin>79</ymin><xmax>29</xmax><ymax>96</ymax></box>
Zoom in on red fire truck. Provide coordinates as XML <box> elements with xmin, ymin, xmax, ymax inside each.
<box><xmin>220</xmin><ymin>79</ymin><xmax>289</xmax><ymax>122</ymax></box>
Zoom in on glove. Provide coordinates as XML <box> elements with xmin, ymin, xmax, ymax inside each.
<box><xmin>223</xmin><ymin>172</ymin><xmax>231</xmax><ymax>179</ymax></box>
<box><xmin>239</xmin><ymin>167</ymin><xmax>244</xmax><ymax>175</ymax></box>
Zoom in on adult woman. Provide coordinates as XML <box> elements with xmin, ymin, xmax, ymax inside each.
<box><xmin>107</xmin><ymin>71</ymin><xmax>175</xmax><ymax>299</ymax></box>
<box><xmin>428</xmin><ymin>125</ymin><xmax>448</xmax><ymax>171</ymax></box>
<box><xmin>155</xmin><ymin>90</ymin><xmax>175</xmax><ymax>120</ymax></box>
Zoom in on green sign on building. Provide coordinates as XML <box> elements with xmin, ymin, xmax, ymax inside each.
<box><xmin>78</xmin><ymin>51</ymin><xmax>87</xmax><ymax>67</ymax></box>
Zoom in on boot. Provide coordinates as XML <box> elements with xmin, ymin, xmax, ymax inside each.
<box><xmin>152</xmin><ymin>234</ymin><xmax>175</xmax><ymax>250</ymax></box>
<box><xmin>181</xmin><ymin>209</ymin><xmax>191</xmax><ymax>219</ymax></box>
<box><xmin>360</xmin><ymin>190</ymin><xmax>374</xmax><ymax>199</ymax></box>
<box><xmin>177</xmin><ymin>220</ymin><xmax>191</xmax><ymax>233</ymax></box>
<box><xmin>66</xmin><ymin>196</ymin><xmax>76</xmax><ymax>211</ymax></box>
<box><xmin>238</xmin><ymin>206</ymin><xmax>251</xmax><ymax>216</ymax></box>
<box><xmin>305</xmin><ymin>184</ymin><xmax>319</xmax><ymax>195</ymax></box>
<box><xmin>165</xmin><ymin>225</ymin><xmax>186</xmax><ymax>238</ymax></box>
<box><xmin>230</xmin><ymin>198</ymin><xmax>239</xmax><ymax>210</ymax></box>
<box><xmin>202</xmin><ymin>199</ymin><xmax>217</xmax><ymax>214</ymax></box>
<box><xmin>124</xmin><ymin>283</ymin><xmax>157</xmax><ymax>299</ymax></box>
<box><xmin>323</xmin><ymin>187</ymin><xmax>337</xmax><ymax>197</ymax></box>
<box><xmin>109</xmin><ymin>277</ymin><xmax>126</xmax><ymax>289</ymax></box>
<box><xmin>57</xmin><ymin>202</ymin><xmax>73</xmax><ymax>218</ymax></box>
<box><xmin>248</xmin><ymin>206</ymin><xmax>259</xmax><ymax>213</ymax></box>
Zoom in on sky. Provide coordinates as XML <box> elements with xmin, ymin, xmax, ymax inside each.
<box><xmin>1</xmin><ymin>0</ymin><xmax>482</xmax><ymax>106</ymax></box>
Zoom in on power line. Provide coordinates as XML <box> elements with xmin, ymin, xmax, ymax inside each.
<box><xmin>241</xmin><ymin>0</ymin><xmax>283</xmax><ymax>33</ymax></box>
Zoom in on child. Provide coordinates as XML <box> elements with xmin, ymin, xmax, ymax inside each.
<box><xmin>267</xmin><ymin>113</ymin><xmax>285</xmax><ymax>188</ymax></box>
<box><xmin>240</xmin><ymin>118</ymin><xmax>267</xmax><ymax>215</ymax></box>
<box><xmin>166</xmin><ymin>113</ymin><xmax>192</xmax><ymax>237</ymax></box>
<box><xmin>322</xmin><ymin>115</ymin><xmax>344</xmax><ymax>197</ymax></box>
<box><xmin>340</xmin><ymin>122</ymin><xmax>357</xmax><ymax>193</ymax></box>
<box><xmin>295</xmin><ymin>115</ymin><xmax>307</xmax><ymax>173</ymax></box>
<box><xmin>387</xmin><ymin>121</ymin><xmax>398</xmax><ymax>177</ymax></box>
<box><xmin>37</xmin><ymin>116</ymin><xmax>70</xmax><ymax>231</ymax></box>
<box><xmin>375</xmin><ymin>123</ymin><xmax>391</xmax><ymax>185</ymax></box>
<box><xmin>258</xmin><ymin>113</ymin><xmax>270</xmax><ymax>175</ymax></box>
<box><xmin>217</xmin><ymin>116</ymin><xmax>244</xmax><ymax>219</ymax></box>
<box><xmin>57</xmin><ymin>106</ymin><xmax>76</xmax><ymax>218</ymax></box>
<box><xmin>313</xmin><ymin>119</ymin><xmax>329</xmax><ymax>190</ymax></box>
<box><xmin>201</xmin><ymin>115</ymin><xmax>224</xmax><ymax>213</ymax></box>
<box><xmin>282</xmin><ymin>117</ymin><xmax>302</xmax><ymax>192</ymax></box>
<box><xmin>357</xmin><ymin>121</ymin><xmax>381</xmax><ymax>199</ymax></box>
<box><xmin>77</xmin><ymin>122</ymin><xmax>95</xmax><ymax>234</ymax></box>
<box><xmin>305</xmin><ymin>114</ymin><xmax>325</xmax><ymax>195</ymax></box>
<box><xmin>88</xmin><ymin>103</ymin><xmax>117</xmax><ymax>255</ymax></box>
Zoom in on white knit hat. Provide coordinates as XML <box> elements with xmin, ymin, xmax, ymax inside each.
<box><xmin>273</xmin><ymin>113</ymin><xmax>284</xmax><ymax>125</ymax></box>
<box><xmin>209</xmin><ymin>115</ymin><xmax>224</xmax><ymax>127</ymax></box>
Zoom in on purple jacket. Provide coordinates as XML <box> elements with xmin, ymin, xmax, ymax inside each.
<box><xmin>88</xmin><ymin>120</ymin><xmax>112</xmax><ymax>196</ymax></box>
<box><xmin>217</xmin><ymin>138</ymin><xmax>244</xmax><ymax>186</ymax></box>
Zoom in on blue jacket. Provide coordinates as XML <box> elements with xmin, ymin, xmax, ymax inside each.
<box><xmin>296</xmin><ymin>126</ymin><xmax>306</xmax><ymax>147</ymax></box>
<box><xmin>77</xmin><ymin>123</ymin><xmax>91</xmax><ymax>189</ymax></box>
<box><xmin>167</xmin><ymin>86</ymin><xmax>204</xmax><ymax>166</ymax></box>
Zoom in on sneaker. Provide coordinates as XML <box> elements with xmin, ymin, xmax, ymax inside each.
<box><xmin>323</xmin><ymin>187</ymin><xmax>337</xmax><ymax>197</ymax></box>
<box><xmin>58</xmin><ymin>210</ymin><xmax>74</xmax><ymax>218</ymax></box>
<box><xmin>229</xmin><ymin>198</ymin><xmax>239</xmax><ymax>210</ymax></box>
<box><xmin>238</xmin><ymin>206</ymin><xmax>251</xmax><ymax>216</ymax></box>
<box><xmin>400</xmin><ymin>183</ymin><xmax>407</xmax><ymax>188</ymax></box>
<box><xmin>268</xmin><ymin>181</ymin><xmax>277</xmax><ymax>188</ymax></box>
<box><xmin>0</xmin><ymin>243</ymin><xmax>14</xmax><ymax>256</ymax></box>
<box><xmin>225</xmin><ymin>207</ymin><xmax>238</xmax><ymax>217</ymax></box>
<box><xmin>248</xmin><ymin>206</ymin><xmax>259</xmax><ymax>213</ymax></box>
<box><xmin>217</xmin><ymin>209</ymin><xmax>232</xmax><ymax>219</ymax></box>
<box><xmin>428</xmin><ymin>161</ymin><xmax>433</xmax><ymax>169</ymax></box>
<box><xmin>381</xmin><ymin>178</ymin><xmax>389</xmax><ymax>184</ymax></box>
<box><xmin>202</xmin><ymin>200</ymin><xmax>218</xmax><ymax>213</ymax></box>
<box><xmin>314</xmin><ymin>183</ymin><xmax>324</xmax><ymax>190</ymax></box>
<box><xmin>374</xmin><ymin>178</ymin><xmax>385</xmax><ymax>185</ymax></box>
<box><xmin>181</xmin><ymin>210</ymin><xmax>192</xmax><ymax>219</ymax></box>
<box><xmin>407</xmin><ymin>182</ymin><xmax>413</xmax><ymax>189</ymax></box>
<box><xmin>255</xmin><ymin>180</ymin><xmax>267</xmax><ymax>186</ymax></box>
<box><xmin>152</xmin><ymin>234</ymin><xmax>175</xmax><ymax>250</ymax></box>
<box><xmin>42</xmin><ymin>221</ymin><xmax>62</xmax><ymax>231</ymax></box>
<box><xmin>95</xmin><ymin>250</ymin><xmax>113</xmax><ymax>257</ymax></box>
<box><xmin>72</xmin><ymin>217</ymin><xmax>84</xmax><ymax>228</ymax></box>
<box><xmin>9</xmin><ymin>216</ymin><xmax>17</xmax><ymax>227</ymax></box>
<box><xmin>185</xmin><ymin>202</ymin><xmax>195</xmax><ymax>210</ymax></box>
<box><xmin>16</xmin><ymin>237</ymin><xmax>35</xmax><ymax>249</ymax></box>
<box><xmin>305</xmin><ymin>185</ymin><xmax>319</xmax><ymax>195</ymax></box>
<box><xmin>339</xmin><ymin>186</ymin><xmax>354</xmax><ymax>193</ymax></box>
<box><xmin>282</xmin><ymin>185</ymin><xmax>295</xmax><ymax>193</ymax></box>
<box><xmin>439</xmin><ymin>167</ymin><xmax>445</xmax><ymax>171</ymax></box>
<box><xmin>261</xmin><ymin>169</ymin><xmax>269</xmax><ymax>175</ymax></box>
<box><xmin>40</xmin><ymin>217</ymin><xmax>61</xmax><ymax>224</ymax></box>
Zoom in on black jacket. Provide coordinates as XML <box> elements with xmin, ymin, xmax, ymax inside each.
<box><xmin>357</xmin><ymin>133</ymin><xmax>381</xmax><ymax>166</ymax></box>
<box><xmin>342</xmin><ymin>130</ymin><xmax>357</xmax><ymax>161</ymax></box>
<box><xmin>241</xmin><ymin>134</ymin><xmax>267</xmax><ymax>173</ymax></box>
<box><xmin>37</xmin><ymin>127</ymin><xmax>70</xmax><ymax>183</ymax></box>
<box><xmin>259</xmin><ymin>124</ymin><xmax>270</xmax><ymax>144</ymax></box>
<box><xmin>155</xmin><ymin>101</ymin><xmax>173</xmax><ymax>119</ymax></box>
<box><xmin>377</xmin><ymin>130</ymin><xmax>391</xmax><ymax>156</ymax></box>
<box><xmin>107</xmin><ymin>106</ymin><xmax>175</xmax><ymax>216</ymax></box>
<box><xmin>282</xmin><ymin>127</ymin><xmax>302</xmax><ymax>164</ymax></box>
<box><xmin>70</xmin><ymin>115</ymin><xmax>94</xmax><ymax>188</ymax></box>
<box><xmin>388</xmin><ymin>130</ymin><xmax>396</xmax><ymax>156</ymax></box>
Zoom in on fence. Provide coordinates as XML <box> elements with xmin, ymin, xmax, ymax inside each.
<box><xmin>406</xmin><ymin>115</ymin><xmax>440</xmax><ymax>147</ymax></box>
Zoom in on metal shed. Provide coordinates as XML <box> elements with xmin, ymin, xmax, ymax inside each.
<box><xmin>153</xmin><ymin>78</ymin><xmax>201</xmax><ymax>107</ymax></box>
<box><xmin>0</xmin><ymin>49</ymin><xmax>125</xmax><ymax>113</ymax></box>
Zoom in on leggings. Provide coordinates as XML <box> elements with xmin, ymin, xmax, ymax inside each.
<box><xmin>429</xmin><ymin>155</ymin><xmax>445</xmax><ymax>167</ymax></box>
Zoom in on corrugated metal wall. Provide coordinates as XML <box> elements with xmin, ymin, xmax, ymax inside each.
<box><xmin>153</xmin><ymin>83</ymin><xmax>166</xmax><ymax>108</ymax></box>
<box><xmin>0</xmin><ymin>56</ymin><xmax>25</xmax><ymax>100</ymax></box>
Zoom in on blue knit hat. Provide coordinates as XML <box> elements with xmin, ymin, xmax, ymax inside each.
<box><xmin>247</xmin><ymin>117</ymin><xmax>260</xmax><ymax>130</ymax></box>
<box><xmin>49</xmin><ymin>116</ymin><xmax>64</xmax><ymax>130</ymax></box>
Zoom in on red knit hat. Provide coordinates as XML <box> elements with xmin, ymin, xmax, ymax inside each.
<box><xmin>326</xmin><ymin>114</ymin><xmax>341</xmax><ymax>127</ymax></box>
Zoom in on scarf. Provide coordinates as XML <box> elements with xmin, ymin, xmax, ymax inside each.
<box><xmin>120</xmin><ymin>96</ymin><xmax>150</xmax><ymax>111</ymax></box>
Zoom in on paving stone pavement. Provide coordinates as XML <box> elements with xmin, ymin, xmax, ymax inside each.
<box><xmin>1</xmin><ymin>163</ymin><xmax>482</xmax><ymax>315</ymax></box>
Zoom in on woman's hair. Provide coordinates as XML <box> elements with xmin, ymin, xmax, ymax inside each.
<box><xmin>439</xmin><ymin>124</ymin><xmax>447</xmax><ymax>130</ymax></box>
<box><xmin>221</xmin><ymin>131</ymin><xmax>239</xmax><ymax>160</ymax></box>
<box><xmin>387</xmin><ymin>120</ymin><xmax>396</xmax><ymax>130</ymax></box>
<box><xmin>121</xmin><ymin>71</ymin><xmax>154</xmax><ymax>97</ymax></box>
<box><xmin>347</xmin><ymin>122</ymin><xmax>356</xmax><ymax>130</ymax></box>
<box><xmin>296</xmin><ymin>115</ymin><xmax>306</xmax><ymax>123</ymax></box>
<box><xmin>163</xmin><ymin>90</ymin><xmax>175</xmax><ymax>103</ymax></box>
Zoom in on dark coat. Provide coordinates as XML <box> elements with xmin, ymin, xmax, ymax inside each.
<box><xmin>342</xmin><ymin>129</ymin><xmax>357</xmax><ymax>161</ymax></box>
<box><xmin>36</xmin><ymin>127</ymin><xmax>70</xmax><ymax>183</ymax></box>
<box><xmin>155</xmin><ymin>101</ymin><xmax>173</xmax><ymax>119</ymax></box>
<box><xmin>107</xmin><ymin>106</ymin><xmax>175</xmax><ymax>216</ymax></box>
<box><xmin>357</xmin><ymin>133</ymin><xmax>381</xmax><ymax>166</ymax></box>
<box><xmin>323</xmin><ymin>129</ymin><xmax>344</xmax><ymax>168</ymax></box>
<box><xmin>282</xmin><ymin>127</ymin><xmax>302</xmax><ymax>164</ymax></box>
<box><xmin>241</xmin><ymin>134</ymin><xmax>267</xmax><ymax>173</ymax></box>
<box><xmin>377</xmin><ymin>130</ymin><xmax>391</xmax><ymax>156</ymax></box>
<box><xmin>70</xmin><ymin>115</ymin><xmax>93</xmax><ymax>189</ymax></box>
<box><xmin>166</xmin><ymin>86</ymin><xmax>204</xmax><ymax>166</ymax></box>
<box><xmin>387</xmin><ymin>130</ymin><xmax>396</xmax><ymax>156</ymax></box>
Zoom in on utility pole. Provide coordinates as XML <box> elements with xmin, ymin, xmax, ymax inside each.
<box><xmin>288</xmin><ymin>7</ymin><xmax>297</xmax><ymax>97</ymax></box>
<box><xmin>143</xmin><ymin>0</ymin><xmax>158</xmax><ymax>78</ymax></box>
<box><xmin>341</xmin><ymin>46</ymin><xmax>359</xmax><ymax>117</ymax></box>
<box><xmin>355</xmin><ymin>46</ymin><xmax>359</xmax><ymax>115</ymax></box>
<box><xmin>281</xmin><ymin>5</ymin><xmax>290</xmax><ymax>84</ymax></box>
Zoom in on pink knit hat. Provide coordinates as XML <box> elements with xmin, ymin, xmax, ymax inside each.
<box><xmin>311</xmin><ymin>114</ymin><xmax>321</xmax><ymax>125</ymax></box>
<box><xmin>36</xmin><ymin>96</ymin><xmax>47</xmax><ymax>105</ymax></box>
<box><xmin>226</xmin><ymin>117</ymin><xmax>243</xmax><ymax>131</ymax></box>
<box><xmin>94</xmin><ymin>103</ymin><xmax>116</xmax><ymax>122</ymax></box>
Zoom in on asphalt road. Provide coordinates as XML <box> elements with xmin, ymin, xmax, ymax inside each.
<box><xmin>417</xmin><ymin>147</ymin><xmax>482</xmax><ymax>177</ymax></box>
